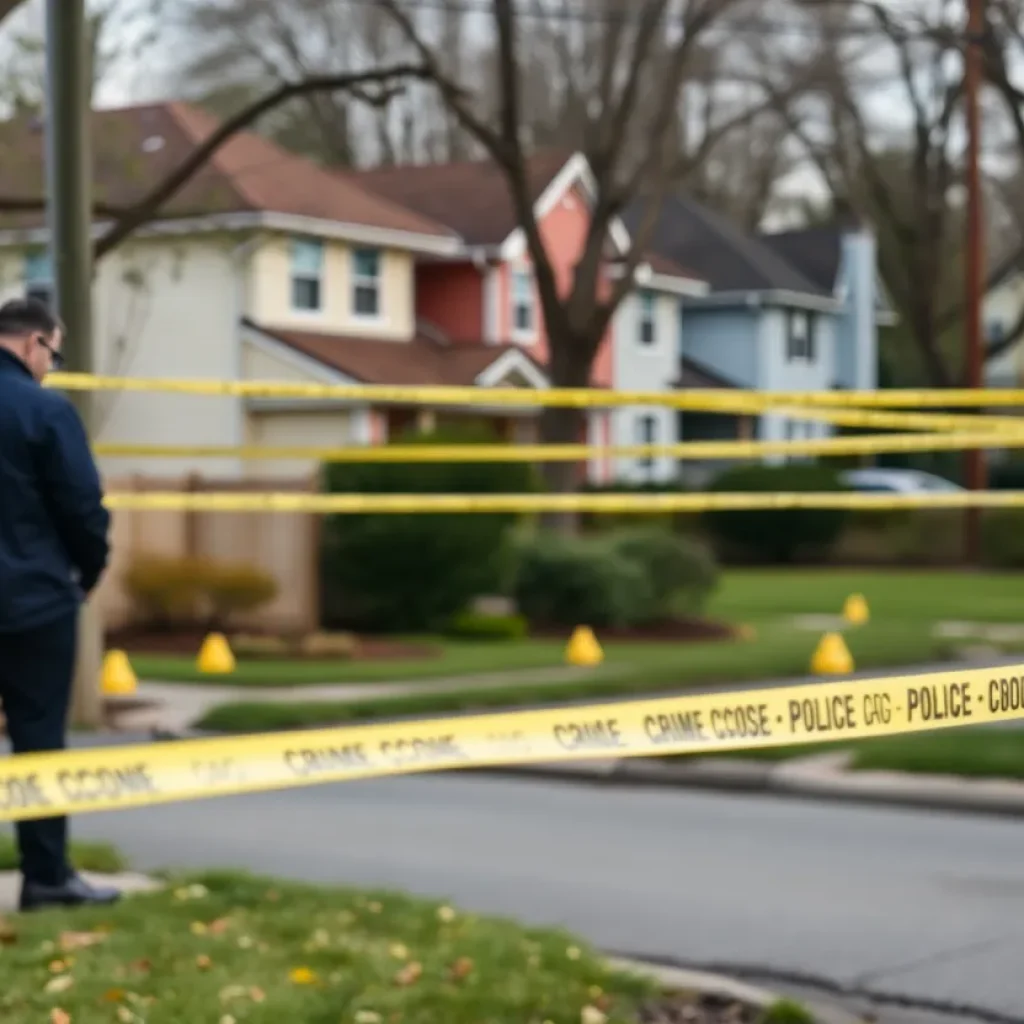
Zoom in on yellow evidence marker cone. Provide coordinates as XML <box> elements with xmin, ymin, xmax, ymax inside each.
<box><xmin>197</xmin><ymin>632</ymin><xmax>236</xmax><ymax>675</ymax></box>
<box><xmin>843</xmin><ymin>593</ymin><xmax>870</xmax><ymax>625</ymax></box>
<box><xmin>565</xmin><ymin>626</ymin><xmax>603</xmax><ymax>667</ymax></box>
<box><xmin>100</xmin><ymin>649</ymin><xmax>137</xmax><ymax>695</ymax></box>
<box><xmin>810</xmin><ymin>632</ymin><xmax>854</xmax><ymax>675</ymax></box>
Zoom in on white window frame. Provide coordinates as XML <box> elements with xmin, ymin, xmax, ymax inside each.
<box><xmin>638</xmin><ymin>290</ymin><xmax>656</xmax><ymax>347</ymax></box>
<box><xmin>24</xmin><ymin>250</ymin><xmax>53</xmax><ymax>308</ymax></box>
<box><xmin>510</xmin><ymin>266</ymin><xmax>536</xmax><ymax>340</ymax></box>
<box><xmin>636</xmin><ymin>412</ymin><xmax>657</xmax><ymax>471</ymax></box>
<box><xmin>289</xmin><ymin>237</ymin><xmax>324</xmax><ymax>313</ymax></box>
<box><xmin>351</xmin><ymin>247</ymin><xmax>382</xmax><ymax>320</ymax></box>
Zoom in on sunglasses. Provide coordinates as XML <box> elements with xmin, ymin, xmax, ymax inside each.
<box><xmin>34</xmin><ymin>333</ymin><xmax>64</xmax><ymax>370</ymax></box>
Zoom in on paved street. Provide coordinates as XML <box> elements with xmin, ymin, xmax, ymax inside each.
<box><xmin>50</xmin><ymin>748</ymin><xmax>1024</xmax><ymax>1022</ymax></box>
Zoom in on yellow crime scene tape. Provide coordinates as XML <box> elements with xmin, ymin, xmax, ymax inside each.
<box><xmin>102</xmin><ymin>489</ymin><xmax>1024</xmax><ymax>514</ymax></box>
<box><xmin>45</xmin><ymin>372</ymin><xmax>1024</xmax><ymax>437</ymax></box>
<box><xmin>2</xmin><ymin>662</ymin><xmax>1023</xmax><ymax>823</ymax></box>
<box><xmin>43</xmin><ymin>371</ymin><xmax>1024</xmax><ymax>410</ymax></box>
<box><xmin>93</xmin><ymin>429</ymin><xmax>1024</xmax><ymax>464</ymax></box>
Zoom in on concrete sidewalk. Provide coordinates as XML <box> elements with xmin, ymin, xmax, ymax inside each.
<box><xmin>119</xmin><ymin>653</ymin><xmax>1024</xmax><ymax>734</ymax></box>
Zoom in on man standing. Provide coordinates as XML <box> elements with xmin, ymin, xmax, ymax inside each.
<box><xmin>0</xmin><ymin>297</ymin><xmax>119</xmax><ymax>911</ymax></box>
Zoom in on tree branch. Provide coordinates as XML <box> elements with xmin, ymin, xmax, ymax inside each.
<box><xmin>94</xmin><ymin>63</ymin><xmax>432</xmax><ymax>257</ymax></box>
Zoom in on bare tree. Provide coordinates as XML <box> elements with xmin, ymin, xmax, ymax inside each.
<box><xmin>0</xmin><ymin>64</ymin><xmax>435</xmax><ymax>258</ymax></box>
<box><xmin>374</xmin><ymin>0</ymin><xmax>817</xmax><ymax>497</ymax></box>
<box><xmin>772</xmin><ymin>0</ymin><xmax>969</xmax><ymax>386</ymax></box>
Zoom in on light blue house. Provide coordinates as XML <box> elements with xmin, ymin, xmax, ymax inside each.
<box><xmin>626</xmin><ymin>197</ymin><xmax>896</xmax><ymax>482</ymax></box>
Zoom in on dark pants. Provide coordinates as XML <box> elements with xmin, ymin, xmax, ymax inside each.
<box><xmin>0</xmin><ymin>609</ymin><xmax>77</xmax><ymax>885</ymax></box>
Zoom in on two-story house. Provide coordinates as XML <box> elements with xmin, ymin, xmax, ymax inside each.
<box><xmin>348</xmin><ymin>152</ymin><xmax>708</xmax><ymax>484</ymax></box>
<box><xmin>0</xmin><ymin>103</ymin><xmax>568</xmax><ymax>479</ymax></box>
<box><xmin>628</xmin><ymin>196</ymin><xmax>896</xmax><ymax>482</ymax></box>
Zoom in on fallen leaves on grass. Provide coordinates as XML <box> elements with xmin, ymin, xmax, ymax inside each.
<box><xmin>0</xmin><ymin>915</ymin><xmax>16</xmax><ymax>945</ymax></box>
<box><xmin>394</xmin><ymin>961</ymin><xmax>423</xmax><ymax>987</ymax></box>
<box><xmin>49</xmin><ymin>1010</ymin><xmax>70</xmax><ymax>1024</ymax></box>
<box><xmin>436</xmin><ymin>905</ymin><xmax>456</xmax><ymax>923</ymax></box>
<box><xmin>288</xmin><ymin>966</ymin><xmax>317</xmax><ymax>985</ymax></box>
<box><xmin>581</xmin><ymin>1008</ymin><xmax>608</xmax><ymax>1024</ymax></box>
<box><xmin>45</xmin><ymin>975</ymin><xmax>74</xmax><ymax>994</ymax></box>
<box><xmin>448</xmin><ymin>956</ymin><xmax>474</xmax><ymax>982</ymax></box>
<box><xmin>58</xmin><ymin>931</ymin><xmax>106</xmax><ymax>952</ymax></box>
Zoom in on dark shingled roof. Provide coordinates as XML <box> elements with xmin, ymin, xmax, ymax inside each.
<box><xmin>345</xmin><ymin>150</ymin><xmax>574</xmax><ymax>247</ymax></box>
<box><xmin>758</xmin><ymin>226</ymin><xmax>843</xmax><ymax>295</ymax></box>
<box><xmin>623</xmin><ymin>195</ymin><xmax>830</xmax><ymax>297</ymax></box>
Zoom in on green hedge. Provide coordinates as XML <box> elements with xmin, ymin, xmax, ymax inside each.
<box><xmin>320</xmin><ymin>426</ymin><xmax>536</xmax><ymax>632</ymax></box>
<box><xmin>702</xmin><ymin>463</ymin><xmax>849</xmax><ymax>564</ymax></box>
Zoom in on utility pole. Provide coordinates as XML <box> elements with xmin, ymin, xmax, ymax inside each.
<box><xmin>45</xmin><ymin>0</ymin><xmax>102</xmax><ymax>728</ymax></box>
<box><xmin>963</xmin><ymin>0</ymin><xmax>987</xmax><ymax>564</ymax></box>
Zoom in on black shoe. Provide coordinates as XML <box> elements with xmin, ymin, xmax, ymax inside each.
<box><xmin>19</xmin><ymin>873</ymin><xmax>122</xmax><ymax>912</ymax></box>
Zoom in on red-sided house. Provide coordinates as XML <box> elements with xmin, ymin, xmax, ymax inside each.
<box><xmin>350</xmin><ymin>151</ymin><xmax>707</xmax><ymax>482</ymax></box>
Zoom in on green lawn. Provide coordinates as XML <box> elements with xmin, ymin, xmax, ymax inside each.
<box><xmin>708</xmin><ymin>568</ymin><xmax>1024</xmax><ymax>625</ymax></box>
<box><xmin>849</xmin><ymin>728</ymin><xmax>1024</xmax><ymax>779</ymax></box>
<box><xmin>194</xmin><ymin>620</ymin><xmax>952</xmax><ymax>732</ymax></box>
<box><xmin>0</xmin><ymin>869</ymin><xmax>741</xmax><ymax>1024</ymax></box>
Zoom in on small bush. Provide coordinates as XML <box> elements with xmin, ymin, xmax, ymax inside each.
<box><xmin>702</xmin><ymin>464</ymin><xmax>849</xmax><ymax>564</ymax></box>
<box><xmin>982</xmin><ymin>509</ymin><xmax>1024</xmax><ymax>568</ymax></box>
<box><xmin>205</xmin><ymin>562</ymin><xmax>278</xmax><ymax>627</ymax></box>
<box><xmin>834</xmin><ymin>510</ymin><xmax>963</xmax><ymax>566</ymax></box>
<box><xmin>989</xmin><ymin>458</ymin><xmax>1024</xmax><ymax>490</ymax></box>
<box><xmin>512</xmin><ymin>532</ymin><xmax>655</xmax><ymax>628</ymax></box>
<box><xmin>300</xmin><ymin>631</ymin><xmax>359</xmax><ymax>658</ymax></box>
<box><xmin>445</xmin><ymin>610</ymin><xmax>529</xmax><ymax>641</ymax></box>
<box><xmin>321</xmin><ymin>425</ymin><xmax>536</xmax><ymax>632</ymax></box>
<box><xmin>230</xmin><ymin>634</ymin><xmax>291</xmax><ymax>659</ymax></box>
<box><xmin>607</xmin><ymin>526</ymin><xmax>718</xmax><ymax>615</ymax></box>
<box><xmin>123</xmin><ymin>554</ymin><xmax>207</xmax><ymax>626</ymax></box>
<box><xmin>124</xmin><ymin>554</ymin><xmax>278</xmax><ymax>629</ymax></box>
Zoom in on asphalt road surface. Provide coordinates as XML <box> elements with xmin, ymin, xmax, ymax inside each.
<box><xmin>47</xmin><ymin>752</ymin><xmax>1024</xmax><ymax>1023</ymax></box>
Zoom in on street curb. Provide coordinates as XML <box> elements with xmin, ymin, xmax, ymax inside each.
<box><xmin>608</xmin><ymin>956</ymin><xmax>864</xmax><ymax>1023</ymax></box>
<box><xmin>471</xmin><ymin>756</ymin><xmax>1024</xmax><ymax>820</ymax></box>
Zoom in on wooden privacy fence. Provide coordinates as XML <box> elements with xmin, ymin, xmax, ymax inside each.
<box><xmin>96</xmin><ymin>474</ymin><xmax>322</xmax><ymax>633</ymax></box>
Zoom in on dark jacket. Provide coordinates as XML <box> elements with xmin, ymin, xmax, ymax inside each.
<box><xmin>0</xmin><ymin>348</ymin><xmax>110</xmax><ymax>632</ymax></box>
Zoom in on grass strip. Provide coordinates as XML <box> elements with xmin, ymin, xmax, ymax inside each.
<box><xmin>0</xmin><ymin>869</ymin><xmax>740</xmax><ymax>1023</ymax></box>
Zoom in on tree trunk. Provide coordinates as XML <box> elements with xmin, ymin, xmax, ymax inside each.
<box><xmin>538</xmin><ymin>335</ymin><xmax>595</xmax><ymax>533</ymax></box>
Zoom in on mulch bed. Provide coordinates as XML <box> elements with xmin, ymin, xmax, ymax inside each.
<box><xmin>532</xmin><ymin>616</ymin><xmax>737</xmax><ymax>643</ymax></box>
<box><xmin>105</xmin><ymin>627</ymin><xmax>437</xmax><ymax>661</ymax></box>
<box><xmin>639</xmin><ymin>992</ymin><xmax>769</xmax><ymax>1022</ymax></box>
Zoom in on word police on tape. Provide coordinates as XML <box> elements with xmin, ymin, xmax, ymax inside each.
<box><xmin>2</xmin><ymin>663</ymin><xmax>1024</xmax><ymax>823</ymax></box>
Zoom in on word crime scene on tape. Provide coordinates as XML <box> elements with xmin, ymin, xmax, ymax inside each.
<box><xmin>2</xmin><ymin>662</ymin><xmax>1024</xmax><ymax>824</ymax></box>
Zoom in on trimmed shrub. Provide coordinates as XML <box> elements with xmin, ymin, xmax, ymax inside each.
<box><xmin>512</xmin><ymin>532</ymin><xmax>656</xmax><ymax>629</ymax></box>
<box><xmin>321</xmin><ymin>425</ymin><xmax>537</xmax><ymax>632</ymax></box>
<box><xmin>445</xmin><ymin>610</ymin><xmax>529</xmax><ymax>641</ymax></box>
<box><xmin>606</xmin><ymin>526</ymin><xmax>718</xmax><ymax>614</ymax></box>
<box><xmin>204</xmin><ymin>561</ymin><xmax>279</xmax><ymax>627</ymax></box>
<box><xmin>982</xmin><ymin>509</ymin><xmax>1024</xmax><ymax>568</ymax></box>
<box><xmin>123</xmin><ymin>554</ymin><xmax>208</xmax><ymax>627</ymax></box>
<box><xmin>123</xmin><ymin>554</ymin><xmax>278</xmax><ymax>628</ymax></box>
<box><xmin>702</xmin><ymin>463</ymin><xmax>849</xmax><ymax>563</ymax></box>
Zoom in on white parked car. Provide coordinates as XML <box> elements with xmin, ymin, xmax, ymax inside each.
<box><xmin>839</xmin><ymin>468</ymin><xmax>964</xmax><ymax>494</ymax></box>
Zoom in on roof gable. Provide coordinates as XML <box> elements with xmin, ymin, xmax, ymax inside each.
<box><xmin>758</xmin><ymin>226</ymin><xmax>842</xmax><ymax>295</ymax></box>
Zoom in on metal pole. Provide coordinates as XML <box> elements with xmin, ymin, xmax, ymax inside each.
<box><xmin>45</xmin><ymin>0</ymin><xmax>102</xmax><ymax>728</ymax></box>
<box><xmin>963</xmin><ymin>0</ymin><xmax>987</xmax><ymax>563</ymax></box>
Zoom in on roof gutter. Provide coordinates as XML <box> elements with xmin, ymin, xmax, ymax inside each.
<box><xmin>681</xmin><ymin>289</ymin><xmax>842</xmax><ymax>314</ymax></box>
